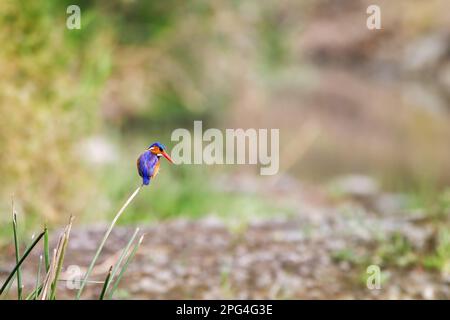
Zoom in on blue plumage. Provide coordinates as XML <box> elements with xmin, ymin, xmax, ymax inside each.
<box><xmin>137</xmin><ymin>141</ymin><xmax>173</xmax><ymax>186</ymax></box>
<box><xmin>149</xmin><ymin>142</ymin><xmax>166</xmax><ymax>150</ymax></box>
<box><xmin>137</xmin><ymin>150</ymin><xmax>159</xmax><ymax>185</ymax></box>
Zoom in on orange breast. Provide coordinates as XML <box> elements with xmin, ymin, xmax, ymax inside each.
<box><xmin>151</xmin><ymin>160</ymin><xmax>161</xmax><ymax>178</ymax></box>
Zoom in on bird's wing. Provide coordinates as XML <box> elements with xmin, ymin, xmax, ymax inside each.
<box><xmin>137</xmin><ymin>151</ymin><xmax>155</xmax><ymax>178</ymax></box>
<box><xmin>137</xmin><ymin>156</ymin><xmax>143</xmax><ymax>177</ymax></box>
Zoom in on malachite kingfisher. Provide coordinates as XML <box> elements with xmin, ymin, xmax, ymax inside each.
<box><xmin>137</xmin><ymin>142</ymin><xmax>173</xmax><ymax>186</ymax></box>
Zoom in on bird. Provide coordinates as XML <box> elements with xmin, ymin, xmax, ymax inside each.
<box><xmin>137</xmin><ymin>142</ymin><xmax>173</xmax><ymax>186</ymax></box>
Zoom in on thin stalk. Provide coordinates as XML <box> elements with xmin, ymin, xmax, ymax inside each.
<box><xmin>36</xmin><ymin>255</ymin><xmax>43</xmax><ymax>294</ymax></box>
<box><xmin>1</xmin><ymin>275</ymin><xmax>15</xmax><ymax>299</ymax></box>
<box><xmin>43</xmin><ymin>226</ymin><xmax>50</xmax><ymax>272</ymax></box>
<box><xmin>11</xmin><ymin>199</ymin><xmax>22</xmax><ymax>300</ymax></box>
<box><xmin>26</xmin><ymin>277</ymin><xmax>101</xmax><ymax>300</ymax></box>
<box><xmin>32</xmin><ymin>256</ymin><xmax>43</xmax><ymax>300</ymax></box>
<box><xmin>40</xmin><ymin>248</ymin><xmax>57</xmax><ymax>300</ymax></box>
<box><xmin>108</xmin><ymin>234</ymin><xmax>144</xmax><ymax>299</ymax></box>
<box><xmin>0</xmin><ymin>230</ymin><xmax>45</xmax><ymax>295</ymax></box>
<box><xmin>25</xmin><ymin>284</ymin><xmax>42</xmax><ymax>300</ymax></box>
<box><xmin>104</xmin><ymin>228</ymin><xmax>140</xmax><ymax>296</ymax></box>
<box><xmin>49</xmin><ymin>216</ymin><xmax>74</xmax><ymax>300</ymax></box>
<box><xmin>76</xmin><ymin>185</ymin><xmax>142</xmax><ymax>299</ymax></box>
<box><xmin>58</xmin><ymin>279</ymin><xmax>105</xmax><ymax>284</ymax></box>
<box><xmin>99</xmin><ymin>266</ymin><xmax>113</xmax><ymax>300</ymax></box>
<box><xmin>3</xmin><ymin>234</ymin><xmax>36</xmax><ymax>298</ymax></box>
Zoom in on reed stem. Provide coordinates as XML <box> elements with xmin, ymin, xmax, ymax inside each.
<box><xmin>76</xmin><ymin>185</ymin><xmax>142</xmax><ymax>299</ymax></box>
<box><xmin>11</xmin><ymin>198</ymin><xmax>22</xmax><ymax>300</ymax></box>
<box><xmin>0</xmin><ymin>230</ymin><xmax>45</xmax><ymax>295</ymax></box>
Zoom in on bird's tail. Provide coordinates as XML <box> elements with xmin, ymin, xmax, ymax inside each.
<box><xmin>143</xmin><ymin>176</ymin><xmax>151</xmax><ymax>185</ymax></box>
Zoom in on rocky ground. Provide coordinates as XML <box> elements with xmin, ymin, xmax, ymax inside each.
<box><xmin>1</xmin><ymin>175</ymin><xmax>449</xmax><ymax>300</ymax></box>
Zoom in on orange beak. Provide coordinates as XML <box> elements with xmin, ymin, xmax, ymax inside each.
<box><xmin>161</xmin><ymin>150</ymin><xmax>173</xmax><ymax>163</ymax></box>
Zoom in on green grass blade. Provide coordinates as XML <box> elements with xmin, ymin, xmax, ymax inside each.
<box><xmin>43</xmin><ymin>226</ymin><xmax>50</xmax><ymax>272</ymax></box>
<box><xmin>1</xmin><ymin>276</ymin><xmax>15</xmax><ymax>299</ymax></box>
<box><xmin>25</xmin><ymin>284</ymin><xmax>42</xmax><ymax>300</ymax></box>
<box><xmin>76</xmin><ymin>185</ymin><xmax>142</xmax><ymax>299</ymax></box>
<box><xmin>108</xmin><ymin>234</ymin><xmax>144</xmax><ymax>299</ymax></box>
<box><xmin>2</xmin><ymin>234</ymin><xmax>36</xmax><ymax>299</ymax></box>
<box><xmin>99</xmin><ymin>266</ymin><xmax>113</xmax><ymax>300</ymax></box>
<box><xmin>0</xmin><ymin>230</ymin><xmax>45</xmax><ymax>296</ymax></box>
<box><xmin>26</xmin><ymin>255</ymin><xmax>43</xmax><ymax>301</ymax></box>
<box><xmin>34</xmin><ymin>255</ymin><xmax>43</xmax><ymax>300</ymax></box>
<box><xmin>103</xmin><ymin>228</ymin><xmax>139</xmax><ymax>298</ymax></box>
<box><xmin>11</xmin><ymin>200</ymin><xmax>23</xmax><ymax>300</ymax></box>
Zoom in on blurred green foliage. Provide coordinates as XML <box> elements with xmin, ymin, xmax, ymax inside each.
<box><xmin>0</xmin><ymin>1</ymin><xmax>112</xmax><ymax>220</ymax></box>
<box><xmin>375</xmin><ymin>233</ymin><xmax>418</xmax><ymax>269</ymax></box>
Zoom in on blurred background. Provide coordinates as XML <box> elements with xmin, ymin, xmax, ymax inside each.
<box><xmin>1</xmin><ymin>0</ymin><xmax>450</xmax><ymax>299</ymax></box>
